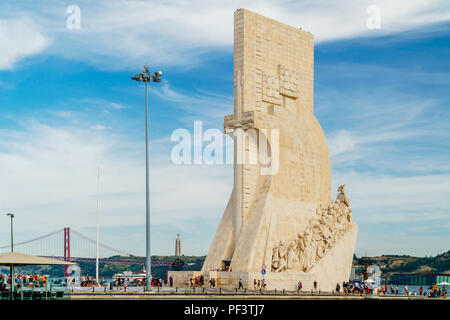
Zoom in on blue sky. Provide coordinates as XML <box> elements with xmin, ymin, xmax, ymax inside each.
<box><xmin>0</xmin><ymin>0</ymin><xmax>449</xmax><ymax>258</ymax></box>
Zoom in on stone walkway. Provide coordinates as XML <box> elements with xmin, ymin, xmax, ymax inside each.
<box><xmin>69</xmin><ymin>292</ymin><xmax>440</xmax><ymax>300</ymax></box>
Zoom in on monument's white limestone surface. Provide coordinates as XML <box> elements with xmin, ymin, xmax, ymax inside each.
<box><xmin>169</xmin><ymin>9</ymin><xmax>358</xmax><ymax>291</ymax></box>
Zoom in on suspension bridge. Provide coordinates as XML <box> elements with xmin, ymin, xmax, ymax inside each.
<box><xmin>0</xmin><ymin>227</ymin><xmax>172</xmax><ymax>276</ymax></box>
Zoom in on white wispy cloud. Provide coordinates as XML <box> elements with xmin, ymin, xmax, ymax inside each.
<box><xmin>52</xmin><ymin>110</ymin><xmax>75</xmax><ymax>118</ymax></box>
<box><xmin>90</xmin><ymin>124</ymin><xmax>110</xmax><ymax>130</ymax></box>
<box><xmin>153</xmin><ymin>81</ymin><xmax>233</xmax><ymax>125</ymax></box>
<box><xmin>1</xmin><ymin>0</ymin><xmax>449</xmax><ymax>69</ymax></box>
<box><xmin>109</xmin><ymin>102</ymin><xmax>128</xmax><ymax>110</ymax></box>
<box><xmin>0</xmin><ymin>18</ymin><xmax>49</xmax><ymax>70</ymax></box>
<box><xmin>328</xmin><ymin>130</ymin><xmax>357</xmax><ymax>157</ymax></box>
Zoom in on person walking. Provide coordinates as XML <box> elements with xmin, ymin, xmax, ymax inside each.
<box><xmin>336</xmin><ymin>283</ymin><xmax>341</xmax><ymax>295</ymax></box>
<box><xmin>297</xmin><ymin>280</ymin><xmax>302</xmax><ymax>292</ymax></box>
<box><xmin>238</xmin><ymin>279</ymin><xmax>243</xmax><ymax>290</ymax></box>
<box><xmin>313</xmin><ymin>280</ymin><xmax>317</xmax><ymax>291</ymax></box>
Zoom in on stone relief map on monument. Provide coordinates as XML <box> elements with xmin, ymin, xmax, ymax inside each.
<box><xmin>262</xmin><ymin>71</ymin><xmax>282</xmax><ymax>105</ymax></box>
<box><xmin>278</xmin><ymin>65</ymin><xmax>299</xmax><ymax>99</ymax></box>
<box><xmin>262</xmin><ymin>65</ymin><xmax>299</xmax><ymax>105</ymax></box>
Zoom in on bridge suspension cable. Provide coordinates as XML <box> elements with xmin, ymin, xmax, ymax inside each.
<box><xmin>0</xmin><ymin>227</ymin><xmax>135</xmax><ymax>258</ymax></box>
<box><xmin>70</xmin><ymin>229</ymin><xmax>134</xmax><ymax>257</ymax></box>
<box><xmin>0</xmin><ymin>228</ymin><xmax>64</xmax><ymax>254</ymax></box>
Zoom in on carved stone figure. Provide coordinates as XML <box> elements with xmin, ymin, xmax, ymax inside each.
<box><xmin>315</xmin><ymin>232</ymin><xmax>326</xmax><ymax>260</ymax></box>
<box><xmin>294</xmin><ymin>233</ymin><xmax>305</xmax><ymax>271</ymax></box>
<box><xmin>286</xmin><ymin>240</ymin><xmax>300</xmax><ymax>270</ymax></box>
<box><xmin>315</xmin><ymin>205</ymin><xmax>322</xmax><ymax>216</ymax></box>
<box><xmin>336</xmin><ymin>184</ymin><xmax>351</xmax><ymax>213</ymax></box>
<box><xmin>302</xmin><ymin>229</ymin><xmax>315</xmax><ymax>272</ymax></box>
<box><xmin>275</xmin><ymin>241</ymin><xmax>288</xmax><ymax>272</ymax></box>
<box><xmin>271</xmin><ymin>244</ymin><xmax>280</xmax><ymax>271</ymax></box>
<box><xmin>346</xmin><ymin>207</ymin><xmax>352</xmax><ymax>223</ymax></box>
<box><xmin>271</xmin><ymin>184</ymin><xmax>354</xmax><ymax>273</ymax></box>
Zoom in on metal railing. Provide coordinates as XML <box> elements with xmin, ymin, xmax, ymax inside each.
<box><xmin>65</xmin><ymin>285</ymin><xmax>447</xmax><ymax>299</ymax></box>
<box><xmin>0</xmin><ymin>286</ymin><xmax>70</xmax><ymax>300</ymax></box>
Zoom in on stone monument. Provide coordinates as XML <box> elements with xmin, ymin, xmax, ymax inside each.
<box><xmin>175</xmin><ymin>234</ymin><xmax>182</xmax><ymax>257</ymax></box>
<box><xmin>169</xmin><ymin>9</ymin><xmax>358</xmax><ymax>291</ymax></box>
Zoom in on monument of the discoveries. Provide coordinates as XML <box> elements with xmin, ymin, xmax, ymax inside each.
<box><xmin>169</xmin><ymin>9</ymin><xmax>358</xmax><ymax>291</ymax></box>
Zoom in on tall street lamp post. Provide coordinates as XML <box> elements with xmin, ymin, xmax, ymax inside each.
<box><xmin>6</xmin><ymin>213</ymin><xmax>14</xmax><ymax>296</ymax></box>
<box><xmin>131</xmin><ymin>65</ymin><xmax>162</xmax><ymax>291</ymax></box>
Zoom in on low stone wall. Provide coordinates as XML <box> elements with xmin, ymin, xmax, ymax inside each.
<box><xmin>167</xmin><ymin>271</ymin><xmax>202</xmax><ymax>287</ymax></box>
<box><xmin>169</xmin><ymin>270</ymin><xmax>316</xmax><ymax>291</ymax></box>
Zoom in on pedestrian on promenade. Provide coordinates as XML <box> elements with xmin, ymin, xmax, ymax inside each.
<box><xmin>297</xmin><ymin>280</ymin><xmax>302</xmax><ymax>292</ymax></box>
<box><xmin>336</xmin><ymin>283</ymin><xmax>340</xmax><ymax>295</ymax></box>
<box><xmin>238</xmin><ymin>279</ymin><xmax>243</xmax><ymax>290</ymax></box>
<box><xmin>313</xmin><ymin>280</ymin><xmax>317</xmax><ymax>291</ymax></box>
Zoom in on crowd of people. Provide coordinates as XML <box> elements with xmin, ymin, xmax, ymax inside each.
<box><xmin>333</xmin><ymin>281</ymin><xmax>448</xmax><ymax>297</ymax></box>
<box><xmin>252</xmin><ymin>279</ymin><xmax>267</xmax><ymax>290</ymax></box>
<box><xmin>185</xmin><ymin>275</ymin><xmax>205</xmax><ymax>287</ymax></box>
<box><xmin>110</xmin><ymin>275</ymin><xmax>165</xmax><ymax>288</ymax></box>
<box><xmin>0</xmin><ymin>273</ymin><xmax>170</xmax><ymax>290</ymax></box>
<box><xmin>190</xmin><ymin>276</ymin><xmax>449</xmax><ymax>296</ymax></box>
<box><xmin>0</xmin><ymin>273</ymin><xmax>48</xmax><ymax>290</ymax></box>
<box><xmin>78</xmin><ymin>275</ymin><xmax>103</xmax><ymax>287</ymax></box>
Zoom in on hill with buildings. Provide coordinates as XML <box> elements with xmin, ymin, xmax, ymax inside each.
<box><xmin>2</xmin><ymin>250</ymin><xmax>448</xmax><ymax>282</ymax></box>
<box><xmin>354</xmin><ymin>250</ymin><xmax>450</xmax><ymax>283</ymax></box>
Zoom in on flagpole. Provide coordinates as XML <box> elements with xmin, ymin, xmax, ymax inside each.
<box><xmin>96</xmin><ymin>166</ymin><xmax>100</xmax><ymax>285</ymax></box>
